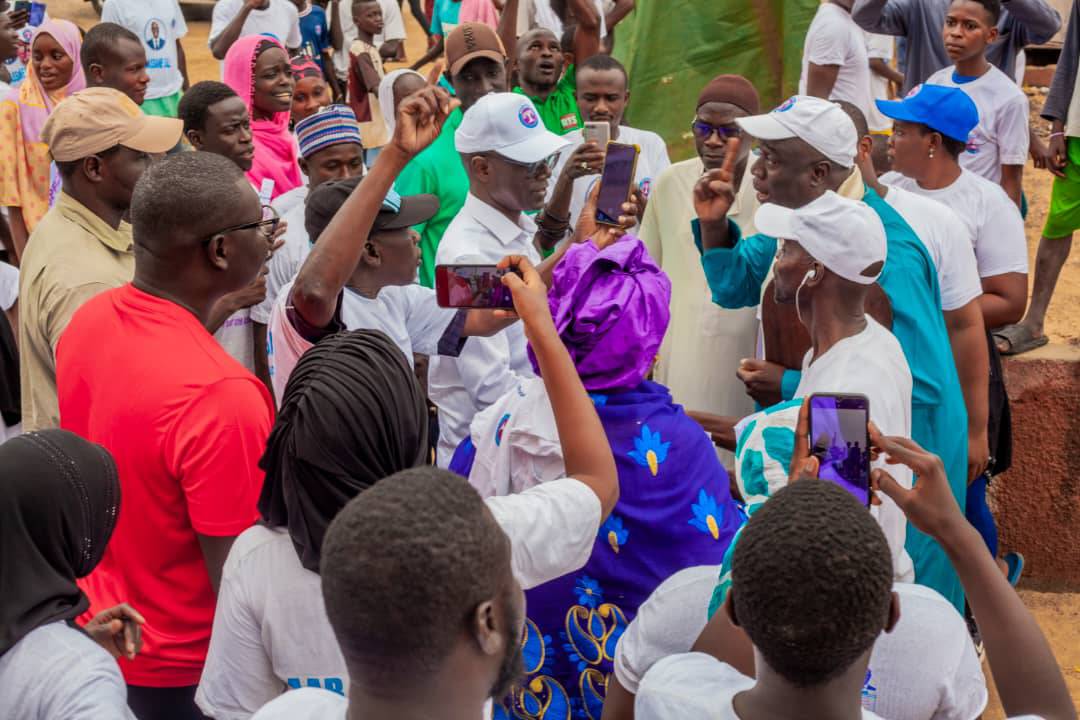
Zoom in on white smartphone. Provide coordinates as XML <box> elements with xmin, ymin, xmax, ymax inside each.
<box><xmin>583</xmin><ymin>121</ymin><xmax>611</xmax><ymax>147</ymax></box>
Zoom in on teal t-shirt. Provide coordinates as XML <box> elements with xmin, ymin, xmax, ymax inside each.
<box><xmin>513</xmin><ymin>64</ymin><xmax>581</xmax><ymax>135</ymax></box>
<box><xmin>430</xmin><ymin>0</ymin><xmax>462</xmax><ymax>37</ymax></box>
<box><xmin>396</xmin><ymin>108</ymin><xmax>468</xmax><ymax>288</ymax></box>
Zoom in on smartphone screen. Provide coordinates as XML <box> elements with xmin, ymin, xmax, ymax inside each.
<box><xmin>595</xmin><ymin>142</ymin><xmax>639</xmax><ymax>226</ymax></box>
<box><xmin>582</xmin><ymin>121</ymin><xmax>610</xmax><ymax>147</ymax></box>
<box><xmin>808</xmin><ymin>393</ymin><xmax>871</xmax><ymax>506</ymax></box>
<box><xmin>12</xmin><ymin>0</ymin><xmax>30</xmax><ymax>15</ymax></box>
<box><xmin>435</xmin><ymin>264</ymin><xmax>515</xmax><ymax>309</ymax></box>
<box><xmin>28</xmin><ymin>1</ymin><xmax>45</xmax><ymax>26</ymax></box>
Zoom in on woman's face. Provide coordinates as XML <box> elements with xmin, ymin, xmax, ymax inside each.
<box><xmin>252</xmin><ymin>46</ymin><xmax>294</xmax><ymax>118</ymax></box>
<box><xmin>887</xmin><ymin>120</ymin><xmax>931</xmax><ymax>180</ymax></box>
<box><xmin>291</xmin><ymin>75</ymin><xmax>330</xmax><ymax>124</ymax></box>
<box><xmin>32</xmin><ymin>32</ymin><xmax>73</xmax><ymax>92</ymax></box>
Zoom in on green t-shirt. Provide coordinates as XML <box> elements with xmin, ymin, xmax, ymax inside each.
<box><xmin>396</xmin><ymin>108</ymin><xmax>468</xmax><ymax>288</ymax></box>
<box><xmin>513</xmin><ymin>64</ymin><xmax>581</xmax><ymax>135</ymax></box>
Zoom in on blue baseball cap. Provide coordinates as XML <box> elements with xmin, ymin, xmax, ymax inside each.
<box><xmin>874</xmin><ymin>84</ymin><xmax>979</xmax><ymax>143</ymax></box>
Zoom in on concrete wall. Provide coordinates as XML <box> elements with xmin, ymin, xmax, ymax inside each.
<box><xmin>992</xmin><ymin>344</ymin><xmax>1080</xmax><ymax>590</ymax></box>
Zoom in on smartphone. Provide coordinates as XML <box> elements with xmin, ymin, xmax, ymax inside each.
<box><xmin>28</xmin><ymin>1</ymin><xmax>45</xmax><ymax>26</ymax></box>
<box><xmin>808</xmin><ymin>393</ymin><xmax>871</xmax><ymax>506</ymax></box>
<box><xmin>12</xmin><ymin>0</ymin><xmax>29</xmax><ymax>20</ymax></box>
<box><xmin>435</xmin><ymin>264</ymin><xmax>517</xmax><ymax>310</ymax></box>
<box><xmin>594</xmin><ymin>142</ymin><xmax>639</xmax><ymax>226</ymax></box>
<box><xmin>582</xmin><ymin>121</ymin><xmax>610</xmax><ymax>147</ymax></box>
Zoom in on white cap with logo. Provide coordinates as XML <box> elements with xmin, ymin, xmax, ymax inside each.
<box><xmin>736</xmin><ymin>95</ymin><xmax>858</xmax><ymax>168</ymax></box>
<box><xmin>455</xmin><ymin>92</ymin><xmax>569</xmax><ymax>163</ymax></box>
<box><xmin>754</xmin><ymin>191</ymin><xmax>887</xmax><ymax>285</ymax></box>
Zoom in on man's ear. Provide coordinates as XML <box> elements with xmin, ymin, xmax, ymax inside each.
<box><xmin>361</xmin><ymin>240</ymin><xmax>381</xmax><ymax>267</ymax></box>
<box><xmin>884</xmin><ymin>590</ymin><xmax>901</xmax><ymax>633</ymax></box>
<box><xmin>298</xmin><ymin>157</ymin><xmax>309</xmax><ymax>177</ymax></box>
<box><xmin>185</xmin><ymin>129</ymin><xmax>204</xmax><ymax>151</ymax></box>
<box><xmin>986</xmin><ymin>25</ymin><xmax>1000</xmax><ymax>44</ymax></box>
<box><xmin>471</xmin><ymin>599</ymin><xmax>505</xmax><ymax>658</ymax></box>
<box><xmin>87</xmin><ymin>62</ymin><xmax>105</xmax><ymax>85</ymax></box>
<box><xmin>858</xmin><ymin>134</ymin><xmax>874</xmax><ymax>161</ymax></box>
<box><xmin>205</xmin><ymin>232</ymin><xmax>229</xmax><ymax>270</ymax></box>
<box><xmin>83</xmin><ymin>155</ymin><xmax>105</xmax><ymax>183</ymax></box>
<box><xmin>468</xmin><ymin>154</ymin><xmax>491</xmax><ymax>183</ymax></box>
<box><xmin>724</xmin><ymin>590</ymin><xmax>741</xmax><ymax>628</ymax></box>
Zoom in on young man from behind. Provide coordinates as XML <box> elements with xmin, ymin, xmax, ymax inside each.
<box><xmin>800</xmin><ymin>0</ymin><xmax>875</xmax><ymax>125</ymax></box>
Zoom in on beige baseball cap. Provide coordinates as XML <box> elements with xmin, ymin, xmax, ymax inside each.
<box><xmin>42</xmin><ymin>87</ymin><xmax>184</xmax><ymax>162</ymax></box>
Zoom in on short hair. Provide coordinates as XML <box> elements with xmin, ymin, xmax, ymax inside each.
<box><xmin>731</xmin><ymin>481</ymin><xmax>893</xmax><ymax>687</ymax></box>
<box><xmin>321</xmin><ymin>466</ymin><xmax>510</xmax><ymax>681</ymax></box>
<box><xmin>834</xmin><ymin>99</ymin><xmax>869</xmax><ymax>140</ymax></box>
<box><xmin>960</xmin><ymin>0</ymin><xmax>1002</xmax><ymax>24</ymax></box>
<box><xmin>131</xmin><ymin>152</ymin><xmax>248</xmax><ymax>249</ymax></box>
<box><xmin>178</xmin><ymin>81</ymin><xmax>240</xmax><ymax>134</ymax></box>
<box><xmin>352</xmin><ymin>0</ymin><xmax>379</xmax><ymax>10</ymax></box>
<box><xmin>578</xmin><ymin>53</ymin><xmax>628</xmax><ymax>82</ymax></box>
<box><xmin>80</xmin><ymin>22</ymin><xmax>140</xmax><ymax>74</ymax></box>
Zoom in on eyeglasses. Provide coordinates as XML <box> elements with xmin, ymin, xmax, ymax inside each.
<box><xmin>691</xmin><ymin>121</ymin><xmax>742</xmax><ymax>141</ymax></box>
<box><xmin>493</xmin><ymin>151</ymin><xmax>561</xmax><ymax>177</ymax></box>
<box><xmin>205</xmin><ymin>205</ymin><xmax>280</xmax><ymax>243</ymax></box>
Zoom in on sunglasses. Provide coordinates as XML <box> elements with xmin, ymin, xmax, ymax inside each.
<box><xmin>205</xmin><ymin>205</ymin><xmax>280</xmax><ymax>243</ymax></box>
<box><xmin>493</xmin><ymin>151</ymin><xmax>561</xmax><ymax>177</ymax></box>
<box><xmin>691</xmin><ymin>121</ymin><xmax>742</xmax><ymax>141</ymax></box>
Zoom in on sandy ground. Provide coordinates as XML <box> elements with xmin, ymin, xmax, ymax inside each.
<box><xmin>38</xmin><ymin>0</ymin><xmax>1080</xmax><ymax>715</ymax></box>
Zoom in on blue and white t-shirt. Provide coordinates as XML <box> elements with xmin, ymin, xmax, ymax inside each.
<box><xmin>101</xmin><ymin>0</ymin><xmax>189</xmax><ymax>100</ymax></box>
<box><xmin>298</xmin><ymin>3</ymin><xmax>332</xmax><ymax>73</ymax></box>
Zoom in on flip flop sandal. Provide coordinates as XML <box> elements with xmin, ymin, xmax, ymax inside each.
<box><xmin>1005</xmin><ymin>552</ymin><xmax>1025</xmax><ymax>587</ymax></box>
<box><xmin>992</xmin><ymin>325</ymin><xmax>1049</xmax><ymax>356</ymax></box>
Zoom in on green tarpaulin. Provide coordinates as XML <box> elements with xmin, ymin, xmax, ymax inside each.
<box><xmin>613</xmin><ymin>0</ymin><xmax>820</xmax><ymax>160</ymax></box>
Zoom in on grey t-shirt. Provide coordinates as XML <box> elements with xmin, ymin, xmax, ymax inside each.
<box><xmin>0</xmin><ymin>622</ymin><xmax>136</xmax><ymax>720</ymax></box>
<box><xmin>852</xmin><ymin>0</ymin><xmax>1060</xmax><ymax>93</ymax></box>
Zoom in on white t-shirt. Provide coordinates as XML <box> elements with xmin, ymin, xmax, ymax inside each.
<box><xmin>637</xmin><ymin>653</ymin><xmax>887</xmax><ymax>720</ymax></box>
<box><xmin>214</xmin><ymin>309</ymin><xmax>256</xmax><ymax>372</ymax></box>
<box><xmin>0</xmin><ymin>622</ymin><xmax>136</xmax><ymax>720</ymax></box>
<box><xmin>880</xmin><ymin>184</ymin><xmax>982</xmax><ymax>311</ymax></box>
<box><xmin>250</xmin><ymin>194</ymin><xmax>310</xmax><ymax>325</ymax></box>
<box><xmin>548</xmin><ymin>125</ymin><xmax>671</xmax><ymax>232</ymax></box>
<box><xmin>881</xmin><ymin>169</ymin><xmax>1029</xmax><ymax>278</ymax></box>
<box><xmin>101</xmin><ymin>0</ymin><xmax>188</xmax><ymax>100</ymax></box>
<box><xmin>799</xmin><ymin>2</ymin><xmax>874</xmax><ymax>123</ymax></box>
<box><xmin>794</xmin><ymin>317</ymin><xmax>914</xmax><ymax>582</ymax></box>
<box><xmin>196</xmin><ymin>480</ymin><xmax>601</xmax><ymax>717</ymax></box>
<box><xmin>615</xmin><ymin>567</ymin><xmax>988</xmax><ymax>720</ymax></box>
<box><xmin>266</xmin><ymin>280</ymin><xmax>459</xmax><ymax>400</ymax></box>
<box><xmin>249</xmin><ymin>687</ymin><xmax>495</xmax><ymax>720</ymax></box>
<box><xmin>330</xmin><ymin>0</ymin><xmax>407</xmax><ymax>78</ymax></box>
<box><xmin>865</xmin><ymin>32</ymin><xmax>894</xmax><ymax>132</ymax></box>
<box><xmin>209</xmin><ymin>0</ymin><xmax>302</xmax><ymax>51</ymax></box>
<box><xmin>926</xmin><ymin>65</ymin><xmax>1030</xmax><ymax>184</ymax></box>
<box><xmin>0</xmin><ymin>260</ymin><xmax>17</xmax><ymax>311</ymax></box>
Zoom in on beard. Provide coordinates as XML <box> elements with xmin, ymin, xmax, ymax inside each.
<box><xmin>489</xmin><ymin>595</ymin><xmax>526</xmax><ymax>700</ymax></box>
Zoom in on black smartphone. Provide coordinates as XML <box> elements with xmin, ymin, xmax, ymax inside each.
<box><xmin>808</xmin><ymin>393</ymin><xmax>871</xmax><ymax>506</ymax></box>
<box><xmin>12</xmin><ymin>1</ymin><xmax>30</xmax><ymax>15</ymax></box>
<box><xmin>594</xmin><ymin>142</ymin><xmax>639</xmax><ymax>226</ymax></box>
<box><xmin>435</xmin><ymin>264</ymin><xmax>516</xmax><ymax>310</ymax></box>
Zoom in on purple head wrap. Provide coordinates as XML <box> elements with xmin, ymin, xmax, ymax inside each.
<box><xmin>529</xmin><ymin>236</ymin><xmax>671</xmax><ymax>392</ymax></box>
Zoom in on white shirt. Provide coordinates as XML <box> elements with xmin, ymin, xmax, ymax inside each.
<box><xmin>881</xmin><ymin>169</ymin><xmax>1029</xmax><ymax>278</ymax></box>
<box><xmin>251</xmin><ymin>194</ymin><xmax>310</xmax><ymax>325</ymax></box>
<box><xmin>249</xmin><ymin>688</ymin><xmax>496</xmax><ymax>720</ymax></box>
<box><xmin>794</xmin><ymin>317</ymin><xmax>915</xmax><ymax>582</ymax></box>
<box><xmin>0</xmin><ymin>260</ymin><xmax>17</xmax><ymax>311</ymax></box>
<box><xmin>214</xmin><ymin>309</ymin><xmax>256</xmax><ymax>372</ymax></box>
<box><xmin>926</xmin><ymin>66</ymin><xmax>1030</xmax><ymax>183</ymax></box>
<box><xmin>0</xmin><ymin>622</ymin><xmax>136</xmax><ymax>720</ymax></box>
<box><xmin>616</xmin><ymin>567</ymin><xmax>987</xmax><ymax>720</ymax></box>
<box><xmin>865</xmin><ymin>32</ymin><xmax>894</xmax><ymax>132</ymax></box>
<box><xmin>549</xmin><ymin>125</ymin><xmax>671</xmax><ymax>231</ymax></box>
<box><xmin>196</xmin><ymin>480</ymin><xmax>601</xmax><ymax>718</ymax></box>
<box><xmin>209</xmin><ymin>0</ymin><xmax>302</xmax><ymax>51</ymax></box>
<box><xmin>101</xmin><ymin>0</ymin><xmax>188</xmax><ymax>100</ymax></box>
<box><xmin>637</xmin><ymin>653</ymin><xmax>887</xmax><ymax>720</ymax></box>
<box><xmin>330</xmin><ymin>0</ymin><xmax>406</xmax><ymax>78</ymax></box>
<box><xmin>799</xmin><ymin>2</ymin><xmax>874</xmax><ymax>122</ymax></box>
<box><xmin>429</xmin><ymin>194</ymin><xmax>541</xmax><ymax>466</ymax></box>
<box><xmin>880</xmin><ymin>184</ymin><xmax>982</xmax><ymax>311</ymax></box>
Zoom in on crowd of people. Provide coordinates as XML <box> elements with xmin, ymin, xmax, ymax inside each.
<box><xmin>0</xmin><ymin>0</ymin><xmax>1077</xmax><ymax>718</ymax></box>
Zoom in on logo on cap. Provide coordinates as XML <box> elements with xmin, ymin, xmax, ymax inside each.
<box><xmin>905</xmin><ymin>84</ymin><xmax>923</xmax><ymax>99</ymax></box>
<box><xmin>519</xmin><ymin>105</ymin><xmax>539</xmax><ymax>129</ymax></box>
<box><xmin>775</xmin><ymin>96</ymin><xmax>797</xmax><ymax>113</ymax></box>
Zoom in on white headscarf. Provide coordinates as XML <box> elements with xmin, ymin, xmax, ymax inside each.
<box><xmin>378</xmin><ymin>69</ymin><xmax>426</xmax><ymax>136</ymax></box>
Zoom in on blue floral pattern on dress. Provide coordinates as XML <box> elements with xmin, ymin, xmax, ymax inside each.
<box><xmin>598</xmin><ymin>515</ymin><xmax>629</xmax><ymax>554</ymax></box>
<box><xmin>627</xmin><ymin>424</ymin><xmax>670</xmax><ymax>476</ymax></box>
<box><xmin>689</xmin><ymin>488</ymin><xmax>725</xmax><ymax>540</ymax></box>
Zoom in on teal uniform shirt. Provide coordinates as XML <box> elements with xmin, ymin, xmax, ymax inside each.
<box><xmin>396</xmin><ymin>108</ymin><xmax>467</xmax><ymax>289</ymax></box>
<box><xmin>694</xmin><ymin>186</ymin><xmax>969</xmax><ymax>611</ymax></box>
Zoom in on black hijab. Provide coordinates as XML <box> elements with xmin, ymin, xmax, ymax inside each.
<box><xmin>0</xmin><ymin>430</ymin><xmax>120</xmax><ymax>656</ymax></box>
<box><xmin>258</xmin><ymin>330</ymin><xmax>429</xmax><ymax>572</ymax></box>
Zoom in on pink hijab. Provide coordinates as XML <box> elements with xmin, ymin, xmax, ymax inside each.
<box><xmin>17</xmin><ymin>19</ymin><xmax>86</xmax><ymax>145</ymax></box>
<box><xmin>222</xmin><ymin>35</ymin><xmax>302</xmax><ymax>200</ymax></box>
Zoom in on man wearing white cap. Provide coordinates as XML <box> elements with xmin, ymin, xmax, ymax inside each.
<box><xmin>759</xmin><ymin>191</ymin><xmax>913</xmax><ymax>577</ymax></box>
<box><xmin>692</xmin><ymin>94</ymin><xmax>969</xmax><ymax>611</ymax></box>
<box><xmin>428</xmin><ymin>92</ymin><xmax>568</xmax><ymax>465</ymax></box>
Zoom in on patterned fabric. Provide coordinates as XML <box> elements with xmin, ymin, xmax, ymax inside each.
<box><xmin>495</xmin><ymin>382</ymin><xmax>744</xmax><ymax>720</ymax></box>
<box><xmin>294</xmin><ymin>104</ymin><xmax>362</xmax><ymax>160</ymax></box>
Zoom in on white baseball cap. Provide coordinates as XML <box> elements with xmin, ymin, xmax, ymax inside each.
<box><xmin>754</xmin><ymin>192</ymin><xmax>887</xmax><ymax>285</ymax></box>
<box><xmin>736</xmin><ymin>95</ymin><xmax>857</xmax><ymax>168</ymax></box>
<box><xmin>455</xmin><ymin>92</ymin><xmax>569</xmax><ymax>163</ymax></box>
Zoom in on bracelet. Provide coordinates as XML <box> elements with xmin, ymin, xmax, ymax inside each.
<box><xmin>1049</xmin><ymin>131</ymin><xmax>1066</xmax><ymax>139</ymax></box>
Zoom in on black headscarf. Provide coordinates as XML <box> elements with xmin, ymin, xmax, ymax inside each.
<box><xmin>0</xmin><ymin>430</ymin><xmax>120</xmax><ymax>656</ymax></box>
<box><xmin>258</xmin><ymin>330</ymin><xmax>429</xmax><ymax>573</ymax></box>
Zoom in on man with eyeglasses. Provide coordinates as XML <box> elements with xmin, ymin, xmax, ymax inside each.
<box><xmin>637</xmin><ymin>75</ymin><xmax>762</xmax><ymax>463</ymax></box>
<box><xmin>19</xmin><ymin>87</ymin><xmax>182</xmax><ymax>432</ymax></box>
<box><xmin>55</xmin><ymin>150</ymin><xmax>276</xmax><ymax>719</ymax></box>
<box><xmin>428</xmin><ymin>91</ymin><xmax>569</xmax><ymax>466</ymax></box>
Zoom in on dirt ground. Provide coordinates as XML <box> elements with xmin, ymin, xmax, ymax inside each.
<box><xmin>38</xmin><ymin>0</ymin><xmax>1080</xmax><ymax>715</ymax></box>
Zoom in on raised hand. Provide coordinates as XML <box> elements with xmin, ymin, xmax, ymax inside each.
<box><xmin>495</xmin><ymin>255</ymin><xmax>552</xmax><ymax>332</ymax></box>
<box><xmin>693</xmin><ymin>137</ymin><xmax>740</xmax><ymax>223</ymax></box>
<box><xmin>84</xmin><ymin>603</ymin><xmax>145</xmax><ymax>661</ymax></box>
<box><xmin>391</xmin><ymin>63</ymin><xmax>461</xmax><ymax>158</ymax></box>
<box><xmin>573</xmin><ymin>182</ymin><xmax>641</xmax><ymax>249</ymax></box>
<box><xmin>735</xmin><ymin>357</ymin><xmax>785</xmax><ymax>408</ymax></box>
<box><xmin>561</xmin><ymin>142</ymin><xmax>606</xmax><ymax>182</ymax></box>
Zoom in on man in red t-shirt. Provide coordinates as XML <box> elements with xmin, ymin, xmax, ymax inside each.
<box><xmin>56</xmin><ymin>151</ymin><xmax>275</xmax><ymax>720</ymax></box>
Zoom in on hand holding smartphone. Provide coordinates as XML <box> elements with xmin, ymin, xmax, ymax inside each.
<box><xmin>582</xmin><ymin>121</ymin><xmax>610</xmax><ymax>148</ymax></box>
<box><xmin>595</xmin><ymin>142</ymin><xmax>640</xmax><ymax>226</ymax></box>
<box><xmin>435</xmin><ymin>264</ymin><xmax>521</xmax><ymax>309</ymax></box>
<box><xmin>808</xmin><ymin>393</ymin><xmax>871</xmax><ymax>506</ymax></box>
